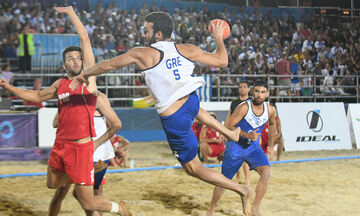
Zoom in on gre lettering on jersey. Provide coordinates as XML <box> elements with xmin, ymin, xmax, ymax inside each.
<box><xmin>166</xmin><ymin>56</ymin><xmax>182</xmax><ymax>80</ymax></box>
<box><xmin>58</xmin><ymin>92</ymin><xmax>70</xmax><ymax>103</ymax></box>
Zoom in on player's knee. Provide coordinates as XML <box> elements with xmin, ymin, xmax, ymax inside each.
<box><xmin>46</xmin><ymin>181</ymin><xmax>58</xmax><ymax>189</ymax></box>
<box><xmin>262</xmin><ymin>167</ymin><xmax>271</xmax><ymax>180</ymax></box>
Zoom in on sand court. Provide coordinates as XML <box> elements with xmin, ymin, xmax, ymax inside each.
<box><xmin>0</xmin><ymin>141</ymin><xmax>359</xmax><ymax>216</ymax></box>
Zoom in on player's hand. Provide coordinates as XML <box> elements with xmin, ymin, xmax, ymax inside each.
<box><xmin>54</xmin><ymin>6</ymin><xmax>74</xmax><ymax>14</ymax></box>
<box><xmin>249</xmin><ymin>128</ymin><xmax>261</xmax><ymax>141</ymax></box>
<box><xmin>0</xmin><ymin>78</ymin><xmax>10</xmax><ymax>89</ymax></box>
<box><xmin>211</xmin><ymin>20</ymin><xmax>225</xmax><ymax>41</ymax></box>
<box><xmin>70</xmin><ymin>73</ymin><xmax>88</xmax><ymax>91</ymax></box>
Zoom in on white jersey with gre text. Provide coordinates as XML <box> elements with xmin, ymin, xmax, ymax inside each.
<box><xmin>93</xmin><ymin>116</ymin><xmax>115</xmax><ymax>161</ymax></box>
<box><xmin>142</xmin><ymin>41</ymin><xmax>205</xmax><ymax>113</ymax></box>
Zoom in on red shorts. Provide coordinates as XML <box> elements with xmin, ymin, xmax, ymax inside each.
<box><xmin>208</xmin><ymin>143</ymin><xmax>225</xmax><ymax>157</ymax></box>
<box><xmin>48</xmin><ymin>139</ymin><xmax>94</xmax><ymax>186</ymax></box>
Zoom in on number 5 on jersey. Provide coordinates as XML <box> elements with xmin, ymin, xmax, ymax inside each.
<box><xmin>173</xmin><ymin>69</ymin><xmax>180</xmax><ymax>80</ymax></box>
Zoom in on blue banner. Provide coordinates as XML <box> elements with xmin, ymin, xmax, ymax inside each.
<box><xmin>0</xmin><ymin>113</ymin><xmax>38</xmax><ymax>148</ymax></box>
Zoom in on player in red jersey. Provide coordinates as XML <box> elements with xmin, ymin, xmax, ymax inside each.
<box><xmin>110</xmin><ymin>135</ymin><xmax>131</xmax><ymax>168</ymax></box>
<box><xmin>261</xmin><ymin>115</ymin><xmax>284</xmax><ymax>161</ymax></box>
<box><xmin>199</xmin><ymin>112</ymin><xmax>225</xmax><ymax>164</ymax></box>
<box><xmin>0</xmin><ymin>6</ymin><xmax>130</xmax><ymax>215</ymax></box>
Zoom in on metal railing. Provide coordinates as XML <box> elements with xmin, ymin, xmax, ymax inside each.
<box><xmin>212</xmin><ymin>74</ymin><xmax>359</xmax><ymax>103</ymax></box>
<box><xmin>7</xmin><ymin>73</ymin><xmax>359</xmax><ymax>107</ymax></box>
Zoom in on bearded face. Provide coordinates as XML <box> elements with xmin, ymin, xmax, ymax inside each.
<box><xmin>64</xmin><ymin>51</ymin><xmax>82</xmax><ymax>77</ymax></box>
<box><xmin>142</xmin><ymin>22</ymin><xmax>157</xmax><ymax>45</ymax></box>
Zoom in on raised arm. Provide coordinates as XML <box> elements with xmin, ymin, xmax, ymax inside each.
<box><xmin>0</xmin><ymin>78</ymin><xmax>59</xmax><ymax>103</ymax></box>
<box><xmin>54</xmin><ymin>6</ymin><xmax>97</xmax><ymax>94</ymax></box>
<box><xmin>176</xmin><ymin>21</ymin><xmax>228</xmax><ymax>67</ymax></box>
<box><xmin>93</xmin><ymin>93</ymin><xmax>122</xmax><ymax>150</ymax></box>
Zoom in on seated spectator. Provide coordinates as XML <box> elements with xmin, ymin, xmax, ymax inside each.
<box><xmin>320</xmin><ymin>69</ymin><xmax>340</xmax><ymax>96</ymax></box>
<box><xmin>0</xmin><ymin>64</ymin><xmax>13</xmax><ymax>85</ymax></box>
<box><xmin>198</xmin><ymin>112</ymin><xmax>225</xmax><ymax>164</ymax></box>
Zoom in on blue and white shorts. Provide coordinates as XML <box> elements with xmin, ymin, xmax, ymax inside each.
<box><xmin>160</xmin><ymin>92</ymin><xmax>200</xmax><ymax>164</ymax></box>
<box><xmin>221</xmin><ymin>141</ymin><xmax>270</xmax><ymax>179</ymax></box>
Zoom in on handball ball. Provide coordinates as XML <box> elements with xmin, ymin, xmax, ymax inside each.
<box><xmin>208</xmin><ymin>19</ymin><xmax>230</xmax><ymax>40</ymax></box>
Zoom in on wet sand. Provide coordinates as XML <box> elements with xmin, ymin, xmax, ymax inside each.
<box><xmin>0</xmin><ymin>141</ymin><xmax>359</xmax><ymax>216</ymax></box>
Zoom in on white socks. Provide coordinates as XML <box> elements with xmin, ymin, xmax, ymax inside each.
<box><xmin>110</xmin><ymin>202</ymin><xmax>119</xmax><ymax>213</ymax></box>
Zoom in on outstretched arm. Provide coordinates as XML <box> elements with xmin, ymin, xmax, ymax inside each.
<box><xmin>93</xmin><ymin>93</ymin><xmax>122</xmax><ymax>150</ymax></box>
<box><xmin>71</xmin><ymin>47</ymin><xmax>143</xmax><ymax>90</ymax></box>
<box><xmin>54</xmin><ymin>6</ymin><xmax>97</xmax><ymax>94</ymax></box>
<box><xmin>176</xmin><ymin>21</ymin><xmax>228</xmax><ymax>67</ymax></box>
<box><xmin>0</xmin><ymin>78</ymin><xmax>59</xmax><ymax>103</ymax></box>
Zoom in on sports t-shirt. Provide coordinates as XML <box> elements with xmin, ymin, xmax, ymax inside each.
<box><xmin>56</xmin><ymin>78</ymin><xmax>97</xmax><ymax>140</ymax></box>
<box><xmin>93</xmin><ymin>116</ymin><xmax>115</xmax><ymax>161</ymax></box>
<box><xmin>142</xmin><ymin>41</ymin><xmax>205</xmax><ymax>113</ymax></box>
<box><xmin>230</xmin><ymin>97</ymin><xmax>250</xmax><ymax>114</ymax></box>
<box><xmin>236</xmin><ymin>100</ymin><xmax>269</xmax><ymax>148</ymax></box>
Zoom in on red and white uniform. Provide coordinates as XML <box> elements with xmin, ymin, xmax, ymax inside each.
<box><xmin>48</xmin><ymin>78</ymin><xmax>97</xmax><ymax>186</ymax></box>
<box><xmin>110</xmin><ymin>135</ymin><xmax>129</xmax><ymax>166</ymax></box>
<box><xmin>202</xmin><ymin>125</ymin><xmax>225</xmax><ymax>157</ymax></box>
<box><xmin>192</xmin><ymin>122</ymin><xmax>201</xmax><ymax>140</ymax></box>
<box><xmin>261</xmin><ymin>116</ymin><xmax>278</xmax><ymax>153</ymax></box>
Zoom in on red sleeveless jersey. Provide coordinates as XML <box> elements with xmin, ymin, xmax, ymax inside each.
<box><xmin>203</xmin><ymin>125</ymin><xmax>223</xmax><ymax>145</ymax></box>
<box><xmin>56</xmin><ymin>78</ymin><xmax>97</xmax><ymax>140</ymax></box>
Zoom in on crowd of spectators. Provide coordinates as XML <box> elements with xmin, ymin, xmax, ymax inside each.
<box><xmin>0</xmin><ymin>0</ymin><xmax>359</xmax><ymax>103</ymax></box>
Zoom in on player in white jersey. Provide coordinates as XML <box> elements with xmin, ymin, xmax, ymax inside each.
<box><xmin>71</xmin><ymin>11</ymin><xmax>252</xmax><ymax>212</ymax></box>
<box><xmin>49</xmin><ymin>92</ymin><xmax>123</xmax><ymax>216</ymax></box>
<box><xmin>207</xmin><ymin>80</ymin><xmax>276</xmax><ymax>216</ymax></box>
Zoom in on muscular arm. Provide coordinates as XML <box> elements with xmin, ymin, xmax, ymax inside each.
<box><xmin>176</xmin><ymin>21</ymin><xmax>228</xmax><ymax>67</ymax></box>
<box><xmin>82</xmin><ymin>47</ymin><xmax>143</xmax><ymax>79</ymax></box>
<box><xmin>93</xmin><ymin>93</ymin><xmax>122</xmax><ymax>150</ymax></box>
<box><xmin>53</xmin><ymin>112</ymin><xmax>59</xmax><ymax>128</ymax></box>
<box><xmin>55</xmin><ymin>6</ymin><xmax>97</xmax><ymax>94</ymax></box>
<box><xmin>226</xmin><ymin>103</ymin><xmax>253</xmax><ymax>139</ymax></box>
<box><xmin>0</xmin><ymin>78</ymin><xmax>59</xmax><ymax>103</ymax></box>
<box><xmin>275</xmin><ymin>117</ymin><xmax>282</xmax><ymax>139</ymax></box>
<box><xmin>267</xmin><ymin>105</ymin><xmax>277</xmax><ymax>161</ymax></box>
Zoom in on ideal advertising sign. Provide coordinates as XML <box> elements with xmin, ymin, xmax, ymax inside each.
<box><xmin>347</xmin><ymin>104</ymin><xmax>360</xmax><ymax>148</ymax></box>
<box><xmin>276</xmin><ymin>103</ymin><xmax>352</xmax><ymax>151</ymax></box>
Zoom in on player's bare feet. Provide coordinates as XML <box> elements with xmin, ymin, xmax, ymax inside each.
<box><xmin>251</xmin><ymin>206</ymin><xmax>263</xmax><ymax>216</ymax></box>
<box><xmin>228</xmin><ymin>127</ymin><xmax>241</xmax><ymax>142</ymax></box>
<box><xmin>118</xmin><ymin>201</ymin><xmax>132</xmax><ymax>216</ymax></box>
<box><xmin>240</xmin><ymin>186</ymin><xmax>253</xmax><ymax>216</ymax></box>
<box><xmin>206</xmin><ymin>207</ymin><xmax>215</xmax><ymax>216</ymax></box>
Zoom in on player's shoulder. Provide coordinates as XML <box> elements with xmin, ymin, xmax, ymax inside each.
<box><xmin>266</xmin><ymin>103</ymin><xmax>276</xmax><ymax>116</ymax></box>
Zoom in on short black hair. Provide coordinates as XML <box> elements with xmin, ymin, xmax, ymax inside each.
<box><xmin>239</xmin><ymin>80</ymin><xmax>249</xmax><ymax>87</ymax></box>
<box><xmin>253</xmin><ymin>79</ymin><xmax>268</xmax><ymax>90</ymax></box>
<box><xmin>62</xmin><ymin>46</ymin><xmax>81</xmax><ymax>62</ymax></box>
<box><xmin>144</xmin><ymin>12</ymin><xmax>173</xmax><ymax>39</ymax></box>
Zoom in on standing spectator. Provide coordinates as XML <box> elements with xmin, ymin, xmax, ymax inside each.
<box><xmin>289</xmin><ymin>56</ymin><xmax>302</xmax><ymax>101</ymax></box>
<box><xmin>275</xmin><ymin>52</ymin><xmax>292</xmax><ymax>102</ymax></box>
<box><xmin>17</xmin><ymin>24</ymin><xmax>34</xmax><ymax>73</ymax></box>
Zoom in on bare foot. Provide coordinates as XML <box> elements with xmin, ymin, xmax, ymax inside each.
<box><xmin>206</xmin><ymin>208</ymin><xmax>214</xmax><ymax>216</ymax></box>
<box><xmin>118</xmin><ymin>201</ymin><xmax>132</xmax><ymax>216</ymax></box>
<box><xmin>240</xmin><ymin>186</ymin><xmax>253</xmax><ymax>216</ymax></box>
<box><xmin>251</xmin><ymin>206</ymin><xmax>263</xmax><ymax>216</ymax></box>
<box><xmin>228</xmin><ymin>127</ymin><xmax>241</xmax><ymax>142</ymax></box>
